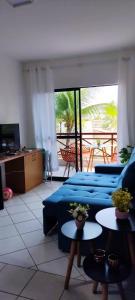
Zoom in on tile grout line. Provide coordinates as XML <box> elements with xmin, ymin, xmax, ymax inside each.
<box><xmin>4</xmin><ymin>200</ymin><xmax>42</xmax><ymax>233</ymax></box>
<box><xmin>58</xmin><ymin>288</ymin><xmax>65</xmax><ymax>300</ymax></box>
<box><xmin>2</xmin><ymin>204</ymin><xmax>38</xmax><ymax>270</ymax></box>
<box><xmin>12</xmin><ymin>223</ymin><xmax>39</xmax><ymax>270</ymax></box>
<box><xmin>16</xmin><ymin>295</ymin><xmax>33</xmax><ymax>300</ymax></box>
<box><xmin>0</xmin><ymin>182</ymin><xmax>75</xmax><ymax>279</ymax></box>
<box><xmin>3</xmin><ymin>189</ymin><xmax>88</xmax><ymax>273</ymax></box>
<box><xmin>20</xmin><ymin>195</ymin><xmax>44</xmax><ymax>225</ymax></box>
<box><xmin>7</xmin><ymin>201</ymin><xmax>61</xmax><ymax>271</ymax></box>
<box><xmin>0</xmin><ymin>260</ymin><xmax>35</xmax><ymax>271</ymax></box>
<box><xmin>16</xmin><ymin>269</ymin><xmax>37</xmax><ymax>299</ymax></box>
<box><xmin>1</xmin><ymin>204</ymin><xmax>81</xmax><ymax>277</ymax></box>
<box><xmin>0</xmin><ymin>219</ymin><xmax>60</xmax><ymax>268</ymax></box>
<box><xmin>0</xmin><ymin>263</ymin><xmax>7</xmax><ymax>273</ymax></box>
<box><xmin>0</xmin><ymin>289</ymin><xmax>19</xmax><ymax>298</ymax></box>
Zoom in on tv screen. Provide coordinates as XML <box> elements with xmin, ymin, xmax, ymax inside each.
<box><xmin>0</xmin><ymin>124</ymin><xmax>20</xmax><ymax>153</ymax></box>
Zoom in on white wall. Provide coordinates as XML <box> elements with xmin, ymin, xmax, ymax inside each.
<box><xmin>0</xmin><ymin>54</ymin><xmax>26</xmax><ymax>147</ymax></box>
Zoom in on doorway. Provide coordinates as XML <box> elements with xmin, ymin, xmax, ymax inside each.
<box><xmin>52</xmin><ymin>88</ymin><xmax>83</xmax><ymax>179</ymax></box>
<box><xmin>52</xmin><ymin>85</ymin><xmax>118</xmax><ymax>179</ymax></box>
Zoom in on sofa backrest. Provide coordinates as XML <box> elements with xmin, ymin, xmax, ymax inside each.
<box><xmin>118</xmin><ymin>147</ymin><xmax>135</xmax><ymax>187</ymax></box>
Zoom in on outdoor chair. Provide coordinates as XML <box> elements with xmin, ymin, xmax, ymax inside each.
<box><xmin>70</xmin><ymin>144</ymin><xmax>91</xmax><ymax>171</ymax></box>
<box><xmin>60</xmin><ymin>148</ymin><xmax>76</xmax><ymax>177</ymax></box>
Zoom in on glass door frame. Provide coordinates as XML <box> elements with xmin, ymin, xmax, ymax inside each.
<box><xmin>52</xmin><ymin>87</ymin><xmax>82</xmax><ymax>181</ymax></box>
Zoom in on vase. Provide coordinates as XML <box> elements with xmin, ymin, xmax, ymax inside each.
<box><xmin>75</xmin><ymin>218</ymin><xmax>85</xmax><ymax>230</ymax></box>
<box><xmin>115</xmin><ymin>208</ymin><xmax>129</xmax><ymax>220</ymax></box>
<box><xmin>94</xmin><ymin>249</ymin><xmax>106</xmax><ymax>264</ymax></box>
<box><xmin>108</xmin><ymin>253</ymin><xmax>119</xmax><ymax>269</ymax></box>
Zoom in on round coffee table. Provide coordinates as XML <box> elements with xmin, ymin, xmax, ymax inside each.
<box><xmin>61</xmin><ymin>220</ymin><xmax>102</xmax><ymax>289</ymax></box>
<box><xmin>83</xmin><ymin>253</ymin><xmax>130</xmax><ymax>300</ymax></box>
<box><xmin>96</xmin><ymin>207</ymin><xmax>135</xmax><ymax>265</ymax></box>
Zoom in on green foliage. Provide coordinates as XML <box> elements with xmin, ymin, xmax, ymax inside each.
<box><xmin>55</xmin><ymin>90</ymin><xmax>114</xmax><ymax>133</ymax></box>
<box><xmin>100</xmin><ymin>101</ymin><xmax>117</xmax><ymax>131</ymax></box>
<box><xmin>96</xmin><ymin>139</ymin><xmax>101</xmax><ymax>146</ymax></box>
<box><xmin>119</xmin><ymin>146</ymin><xmax>133</xmax><ymax>163</ymax></box>
<box><xmin>55</xmin><ymin>91</ymin><xmax>75</xmax><ymax>133</ymax></box>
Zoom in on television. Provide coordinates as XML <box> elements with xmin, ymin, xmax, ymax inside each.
<box><xmin>0</xmin><ymin>123</ymin><xmax>20</xmax><ymax>153</ymax></box>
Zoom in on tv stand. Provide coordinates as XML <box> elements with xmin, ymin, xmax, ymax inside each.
<box><xmin>0</xmin><ymin>149</ymin><xmax>43</xmax><ymax>194</ymax></box>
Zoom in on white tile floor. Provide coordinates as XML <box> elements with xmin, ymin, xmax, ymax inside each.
<box><xmin>0</xmin><ymin>181</ymin><xmax>134</xmax><ymax>299</ymax></box>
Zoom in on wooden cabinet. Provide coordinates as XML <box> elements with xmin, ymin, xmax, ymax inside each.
<box><xmin>5</xmin><ymin>150</ymin><xmax>43</xmax><ymax>193</ymax></box>
<box><xmin>24</xmin><ymin>150</ymin><xmax>43</xmax><ymax>192</ymax></box>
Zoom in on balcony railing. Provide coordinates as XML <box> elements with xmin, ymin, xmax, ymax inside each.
<box><xmin>57</xmin><ymin>132</ymin><xmax>117</xmax><ymax>163</ymax></box>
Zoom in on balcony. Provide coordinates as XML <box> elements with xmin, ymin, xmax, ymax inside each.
<box><xmin>52</xmin><ymin>132</ymin><xmax>117</xmax><ymax>178</ymax></box>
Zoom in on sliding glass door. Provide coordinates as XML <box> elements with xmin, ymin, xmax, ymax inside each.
<box><xmin>52</xmin><ymin>84</ymin><xmax>118</xmax><ymax>179</ymax></box>
<box><xmin>52</xmin><ymin>88</ymin><xmax>82</xmax><ymax>179</ymax></box>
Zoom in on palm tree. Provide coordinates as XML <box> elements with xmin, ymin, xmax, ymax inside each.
<box><xmin>101</xmin><ymin>101</ymin><xmax>117</xmax><ymax>131</ymax></box>
<box><xmin>55</xmin><ymin>91</ymin><xmax>75</xmax><ymax>135</ymax></box>
<box><xmin>55</xmin><ymin>90</ymin><xmax>108</xmax><ymax>134</ymax></box>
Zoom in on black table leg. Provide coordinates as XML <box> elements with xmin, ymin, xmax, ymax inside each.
<box><xmin>77</xmin><ymin>241</ymin><xmax>81</xmax><ymax>267</ymax></box>
<box><xmin>117</xmin><ymin>282</ymin><xmax>127</xmax><ymax>300</ymax></box>
<box><xmin>127</xmin><ymin>232</ymin><xmax>135</xmax><ymax>266</ymax></box>
<box><xmin>101</xmin><ymin>283</ymin><xmax>108</xmax><ymax>300</ymax></box>
<box><xmin>92</xmin><ymin>281</ymin><xmax>98</xmax><ymax>293</ymax></box>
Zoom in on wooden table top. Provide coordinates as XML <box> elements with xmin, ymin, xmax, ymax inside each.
<box><xmin>0</xmin><ymin>149</ymin><xmax>40</xmax><ymax>164</ymax></box>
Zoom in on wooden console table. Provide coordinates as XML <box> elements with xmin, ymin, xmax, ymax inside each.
<box><xmin>0</xmin><ymin>149</ymin><xmax>43</xmax><ymax>194</ymax></box>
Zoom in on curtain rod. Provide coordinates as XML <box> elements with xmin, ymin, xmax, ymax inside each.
<box><xmin>23</xmin><ymin>58</ymin><xmax>118</xmax><ymax>72</ymax></box>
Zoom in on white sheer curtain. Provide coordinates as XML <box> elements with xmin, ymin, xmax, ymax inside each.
<box><xmin>24</xmin><ymin>65</ymin><xmax>58</xmax><ymax>171</ymax></box>
<box><xmin>117</xmin><ymin>55</ymin><xmax>135</xmax><ymax>151</ymax></box>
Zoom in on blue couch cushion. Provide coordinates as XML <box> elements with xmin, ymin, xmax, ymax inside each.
<box><xmin>122</xmin><ymin>161</ymin><xmax>135</xmax><ymax>193</ymax></box>
<box><xmin>64</xmin><ymin>172</ymin><xmax>120</xmax><ymax>188</ymax></box>
<box><xmin>42</xmin><ymin>184</ymin><xmax>114</xmax><ymax>235</ymax></box>
<box><xmin>64</xmin><ymin>147</ymin><xmax>135</xmax><ymax>189</ymax></box>
<box><xmin>43</xmin><ymin>184</ymin><xmax>114</xmax><ymax>208</ymax></box>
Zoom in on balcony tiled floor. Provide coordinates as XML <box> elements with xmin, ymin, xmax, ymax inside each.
<box><xmin>0</xmin><ymin>181</ymin><xmax>134</xmax><ymax>299</ymax></box>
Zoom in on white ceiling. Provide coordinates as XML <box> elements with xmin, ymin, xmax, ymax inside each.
<box><xmin>0</xmin><ymin>0</ymin><xmax>135</xmax><ymax>61</ymax></box>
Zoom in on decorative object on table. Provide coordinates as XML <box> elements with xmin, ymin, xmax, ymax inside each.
<box><xmin>119</xmin><ymin>145</ymin><xmax>133</xmax><ymax>163</ymax></box>
<box><xmin>108</xmin><ymin>253</ymin><xmax>119</xmax><ymax>269</ymax></box>
<box><xmin>94</xmin><ymin>249</ymin><xmax>106</xmax><ymax>264</ymax></box>
<box><xmin>96</xmin><ymin>139</ymin><xmax>101</xmax><ymax>147</ymax></box>
<box><xmin>3</xmin><ymin>187</ymin><xmax>13</xmax><ymax>200</ymax></box>
<box><xmin>68</xmin><ymin>202</ymin><xmax>90</xmax><ymax>230</ymax></box>
<box><xmin>112</xmin><ymin>188</ymin><xmax>132</xmax><ymax>219</ymax></box>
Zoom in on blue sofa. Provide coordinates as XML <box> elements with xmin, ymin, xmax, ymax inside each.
<box><xmin>42</xmin><ymin>149</ymin><xmax>135</xmax><ymax>253</ymax></box>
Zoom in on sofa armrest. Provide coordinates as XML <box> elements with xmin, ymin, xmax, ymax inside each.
<box><xmin>95</xmin><ymin>163</ymin><xmax>125</xmax><ymax>175</ymax></box>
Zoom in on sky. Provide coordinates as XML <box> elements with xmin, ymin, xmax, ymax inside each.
<box><xmin>82</xmin><ymin>85</ymin><xmax>118</xmax><ymax>105</ymax></box>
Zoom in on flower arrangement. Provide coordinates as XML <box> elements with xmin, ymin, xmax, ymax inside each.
<box><xmin>112</xmin><ymin>188</ymin><xmax>132</xmax><ymax>212</ymax></box>
<box><xmin>68</xmin><ymin>203</ymin><xmax>90</xmax><ymax>222</ymax></box>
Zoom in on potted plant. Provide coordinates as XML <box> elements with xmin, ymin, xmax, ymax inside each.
<box><xmin>119</xmin><ymin>145</ymin><xmax>133</xmax><ymax>163</ymax></box>
<box><xmin>68</xmin><ymin>202</ymin><xmax>90</xmax><ymax>230</ymax></box>
<box><xmin>112</xmin><ymin>188</ymin><xmax>132</xmax><ymax>219</ymax></box>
